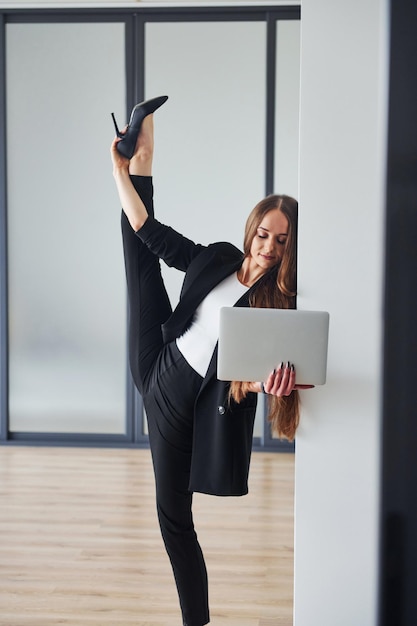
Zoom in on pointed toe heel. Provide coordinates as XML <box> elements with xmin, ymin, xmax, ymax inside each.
<box><xmin>111</xmin><ymin>95</ymin><xmax>168</xmax><ymax>159</ymax></box>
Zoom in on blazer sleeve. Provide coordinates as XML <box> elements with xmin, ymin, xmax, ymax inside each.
<box><xmin>135</xmin><ymin>216</ymin><xmax>206</xmax><ymax>272</ymax></box>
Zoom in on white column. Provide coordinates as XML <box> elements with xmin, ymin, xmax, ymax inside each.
<box><xmin>294</xmin><ymin>1</ymin><xmax>389</xmax><ymax>624</ymax></box>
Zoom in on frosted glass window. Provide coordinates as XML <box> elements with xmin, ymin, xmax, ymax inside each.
<box><xmin>6</xmin><ymin>22</ymin><xmax>127</xmax><ymax>433</ymax></box>
<box><xmin>143</xmin><ymin>20</ymin><xmax>267</xmax><ymax>437</ymax></box>
<box><xmin>274</xmin><ymin>20</ymin><xmax>301</xmax><ymax>199</ymax></box>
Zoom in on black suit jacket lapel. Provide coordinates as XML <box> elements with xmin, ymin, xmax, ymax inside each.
<box><xmin>162</xmin><ymin>251</ymin><xmax>244</xmax><ymax>344</ymax></box>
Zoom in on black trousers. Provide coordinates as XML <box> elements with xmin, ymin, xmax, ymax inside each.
<box><xmin>121</xmin><ymin>175</ymin><xmax>209</xmax><ymax>626</ymax></box>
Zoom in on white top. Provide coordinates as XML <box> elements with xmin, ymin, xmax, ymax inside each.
<box><xmin>176</xmin><ymin>272</ymin><xmax>248</xmax><ymax>377</ymax></box>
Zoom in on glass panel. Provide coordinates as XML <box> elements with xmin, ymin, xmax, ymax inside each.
<box><xmin>144</xmin><ymin>21</ymin><xmax>267</xmax><ymax>437</ymax></box>
<box><xmin>6</xmin><ymin>22</ymin><xmax>127</xmax><ymax>433</ymax></box>
<box><xmin>275</xmin><ymin>20</ymin><xmax>301</xmax><ymax>198</ymax></box>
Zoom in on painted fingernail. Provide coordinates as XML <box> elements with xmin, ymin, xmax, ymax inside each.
<box><xmin>286</xmin><ymin>361</ymin><xmax>290</xmax><ymax>369</ymax></box>
<box><xmin>291</xmin><ymin>364</ymin><xmax>295</xmax><ymax>371</ymax></box>
<box><xmin>279</xmin><ymin>362</ymin><xmax>283</xmax><ymax>369</ymax></box>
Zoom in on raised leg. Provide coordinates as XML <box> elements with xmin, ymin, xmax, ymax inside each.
<box><xmin>120</xmin><ymin>115</ymin><xmax>172</xmax><ymax>393</ymax></box>
<box><xmin>129</xmin><ymin>113</ymin><xmax>154</xmax><ymax>180</ymax></box>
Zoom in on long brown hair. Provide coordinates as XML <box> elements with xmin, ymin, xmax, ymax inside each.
<box><xmin>229</xmin><ymin>194</ymin><xmax>300</xmax><ymax>441</ymax></box>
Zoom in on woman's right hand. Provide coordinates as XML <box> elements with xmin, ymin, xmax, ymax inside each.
<box><xmin>110</xmin><ymin>129</ymin><xmax>149</xmax><ymax>232</ymax></box>
<box><xmin>110</xmin><ymin>130</ymin><xmax>130</xmax><ymax>173</ymax></box>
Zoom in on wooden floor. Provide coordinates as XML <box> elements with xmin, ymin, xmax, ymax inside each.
<box><xmin>0</xmin><ymin>447</ymin><xmax>294</xmax><ymax>626</ymax></box>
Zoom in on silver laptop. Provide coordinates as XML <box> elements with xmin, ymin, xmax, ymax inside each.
<box><xmin>217</xmin><ymin>307</ymin><xmax>330</xmax><ymax>385</ymax></box>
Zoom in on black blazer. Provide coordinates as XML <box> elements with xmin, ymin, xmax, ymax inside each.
<box><xmin>137</xmin><ymin>217</ymin><xmax>260</xmax><ymax>496</ymax></box>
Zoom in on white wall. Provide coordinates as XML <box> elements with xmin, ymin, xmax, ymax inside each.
<box><xmin>295</xmin><ymin>1</ymin><xmax>388</xmax><ymax>625</ymax></box>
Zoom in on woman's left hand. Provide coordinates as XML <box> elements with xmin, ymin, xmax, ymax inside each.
<box><xmin>262</xmin><ymin>362</ymin><xmax>314</xmax><ymax>396</ymax></box>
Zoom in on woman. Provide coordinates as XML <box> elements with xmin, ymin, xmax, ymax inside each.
<box><xmin>110</xmin><ymin>97</ymin><xmax>310</xmax><ymax>626</ymax></box>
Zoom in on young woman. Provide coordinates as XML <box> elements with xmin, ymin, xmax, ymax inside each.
<box><xmin>110</xmin><ymin>97</ymin><xmax>311</xmax><ymax>626</ymax></box>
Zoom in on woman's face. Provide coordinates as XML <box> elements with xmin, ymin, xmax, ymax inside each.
<box><xmin>249</xmin><ymin>208</ymin><xmax>289</xmax><ymax>271</ymax></box>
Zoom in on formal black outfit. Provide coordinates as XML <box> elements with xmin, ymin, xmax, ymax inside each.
<box><xmin>121</xmin><ymin>175</ymin><xmax>259</xmax><ymax>626</ymax></box>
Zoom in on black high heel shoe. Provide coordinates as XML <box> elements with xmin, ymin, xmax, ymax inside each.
<box><xmin>111</xmin><ymin>95</ymin><xmax>168</xmax><ymax>159</ymax></box>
